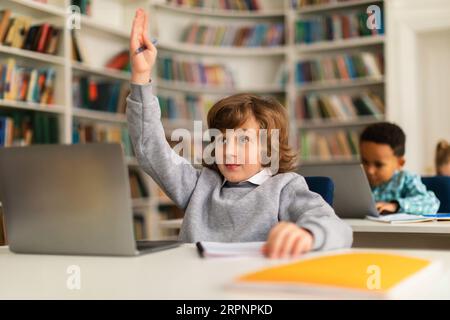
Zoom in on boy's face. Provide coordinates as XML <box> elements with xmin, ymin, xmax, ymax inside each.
<box><xmin>360</xmin><ymin>141</ymin><xmax>405</xmax><ymax>187</ymax></box>
<box><xmin>215</xmin><ymin>115</ymin><xmax>263</xmax><ymax>183</ymax></box>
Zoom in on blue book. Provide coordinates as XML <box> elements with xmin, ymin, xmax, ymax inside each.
<box><xmin>304</xmin><ymin>21</ymin><xmax>311</xmax><ymax>44</ymax></box>
<box><xmin>108</xmin><ymin>83</ymin><xmax>120</xmax><ymax>113</ymax></box>
<box><xmin>0</xmin><ymin>64</ymin><xmax>5</xmax><ymax>99</ymax></box>
<box><xmin>255</xmin><ymin>24</ymin><xmax>267</xmax><ymax>47</ymax></box>
<box><xmin>344</xmin><ymin>55</ymin><xmax>357</xmax><ymax>79</ymax></box>
<box><xmin>0</xmin><ymin>117</ymin><xmax>6</xmax><ymax>146</ymax></box>
<box><xmin>422</xmin><ymin>214</ymin><xmax>450</xmax><ymax>218</ymax></box>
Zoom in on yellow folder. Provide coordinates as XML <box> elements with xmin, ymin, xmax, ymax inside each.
<box><xmin>234</xmin><ymin>251</ymin><xmax>442</xmax><ymax>299</ymax></box>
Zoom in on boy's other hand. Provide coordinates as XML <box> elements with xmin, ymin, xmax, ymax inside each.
<box><xmin>130</xmin><ymin>8</ymin><xmax>157</xmax><ymax>84</ymax></box>
<box><xmin>376</xmin><ymin>201</ymin><xmax>399</xmax><ymax>214</ymax></box>
<box><xmin>262</xmin><ymin>222</ymin><xmax>313</xmax><ymax>259</ymax></box>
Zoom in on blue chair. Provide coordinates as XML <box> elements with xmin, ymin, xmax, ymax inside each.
<box><xmin>421</xmin><ymin>176</ymin><xmax>450</xmax><ymax>213</ymax></box>
<box><xmin>304</xmin><ymin>176</ymin><xmax>334</xmax><ymax>206</ymax></box>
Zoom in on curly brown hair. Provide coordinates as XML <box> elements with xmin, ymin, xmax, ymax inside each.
<box><xmin>203</xmin><ymin>93</ymin><xmax>296</xmax><ymax>174</ymax></box>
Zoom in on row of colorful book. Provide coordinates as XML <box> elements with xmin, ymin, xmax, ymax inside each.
<box><xmin>0</xmin><ymin>10</ymin><xmax>61</xmax><ymax>55</ymax></box>
<box><xmin>167</xmin><ymin>0</ymin><xmax>262</xmax><ymax>10</ymax></box>
<box><xmin>0</xmin><ymin>58</ymin><xmax>56</xmax><ymax>105</ymax></box>
<box><xmin>300</xmin><ymin>128</ymin><xmax>360</xmax><ymax>160</ymax></box>
<box><xmin>157</xmin><ymin>56</ymin><xmax>234</xmax><ymax>86</ymax></box>
<box><xmin>296</xmin><ymin>52</ymin><xmax>383</xmax><ymax>84</ymax></box>
<box><xmin>181</xmin><ymin>23</ymin><xmax>285</xmax><ymax>47</ymax></box>
<box><xmin>72</xmin><ymin>121</ymin><xmax>134</xmax><ymax>157</ymax></box>
<box><xmin>291</xmin><ymin>0</ymin><xmax>343</xmax><ymax>9</ymax></box>
<box><xmin>72</xmin><ymin>77</ymin><xmax>129</xmax><ymax>114</ymax></box>
<box><xmin>158</xmin><ymin>93</ymin><xmax>214</xmax><ymax>122</ymax></box>
<box><xmin>0</xmin><ymin>111</ymin><xmax>59</xmax><ymax>146</ymax></box>
<box><xmin>295</xmin><ymin>91</ymin><xmax>385</xmax><ymax>121</ymax></box>
<box><xmin>295</xmin><ymin>10</ymin><xmax>384</xmax><ymax>44</ymax></box>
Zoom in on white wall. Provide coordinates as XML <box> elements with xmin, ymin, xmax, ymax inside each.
<box><xmin>418</xmin><ymin>30</ymin><xmax>450</xmax><ymax>174</ymax></box>
<box><xmin>387</xmin><ymin>0</ymin><xmax>450</xmax><ymax>174</ymax></box>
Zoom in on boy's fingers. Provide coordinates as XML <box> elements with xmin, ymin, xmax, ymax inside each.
<box><xmin>280</xmin><ymin>232</ymin><xmax>300</xmax><ymax>258</ymax></box>
<box><xmin>130</xmin><ymin>9</ymin><xmax>144</xmax><ymax>51</ymax></box>
<box><xmin>291</xmin><ymin>237</ymin><xmax>304</xmax><ymax>256</ymax></box>
<box><xmin>297</xmin><ymin>239</ymin><xmax>310</xmax><ymax>255</ymax></box>
<box><xmin>266</xmin><ymin>223</ymin><xmax>284</xmax><ymax>245</ymax></box>
<box><xmin>130</xmin><ymin>23</ymin><xmax>140</xmax><ymax>51</ymax></box>
<box><xmin>261</xmin><ymin>244</ymin><xmax>268</xmax><ymax>255</ymax></box>
<box><xmin>143</xmin><ymin>11</ymin><xmax>149</xmax><ymax>38</ymax></box>
<box><xmin>268</xmin><ymin>225</ymin><xmax>297</xmax><ymax>258</ymax></box>
<box><xmin>135</xmin><ymin>10</ymin><xmax>145</xmax><ymax>36</ymax></box>
<box><xmin>143</xmin><ymin>36</ymin><xmax>157</xmax><ymax>55</ymax></box>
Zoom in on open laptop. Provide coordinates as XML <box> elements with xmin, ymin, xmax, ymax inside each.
<box><xmin>0</xmin><ymin>143</ymin><xmax>180</xmax><ymax>256</ymax></box>
<box><xmin>298</xmin><ymin>162</ymin><xmax>379</xmax><ymax>219</ymax></box>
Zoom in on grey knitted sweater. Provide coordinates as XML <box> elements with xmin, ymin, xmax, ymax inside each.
<box><xmin>126</xmin><ymin>83</ymin><xmax>353</xmax><ymax>251</ymax></box>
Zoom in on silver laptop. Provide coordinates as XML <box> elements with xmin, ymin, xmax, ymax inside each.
<box><xmin>298</xmin><ymin>162</ymin><xmax>379</xmax><ymax>218</ymax></box>
<box><xmin>0</xmin><ymin>143</ymin><xmax>180</xmax><ymax>256</ymax></box>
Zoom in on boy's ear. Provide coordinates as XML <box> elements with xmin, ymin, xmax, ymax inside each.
<box><xmin>397</xmin><ymin>156</ymin><xmax>406</xmax><ymax>168</ymax></box>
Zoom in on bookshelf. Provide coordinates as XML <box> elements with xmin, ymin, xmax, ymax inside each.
<box><xmin>291</xmin><ymin>0</ymin><xmax>386</xmax><ymax>164</ymax></box>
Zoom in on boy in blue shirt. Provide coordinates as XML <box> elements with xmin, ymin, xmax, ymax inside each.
<box><xmin>360</xmin><ymin>122</ymin><xmax>440</xmax><ymax>215</ymax></box>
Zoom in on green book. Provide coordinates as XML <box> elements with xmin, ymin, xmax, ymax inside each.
<box><xmin>49</xmin><ymin>116</ymin><xmax>59</xmax><ymax>143</ymax></box>
<box><xmin>41</xmin><ymin>114</ymin><xmax>50</xmax><ymax>144</ymax></box>
<box><xmin>32</xmin><ymin>113</ymin><xmax>42</xmax><ymax>144</ymax></box>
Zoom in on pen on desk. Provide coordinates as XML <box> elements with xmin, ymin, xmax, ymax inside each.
<box><xmin>196</xmin><ymin>242</ymin><xmax>205</xmax><ymax>258</ymax></box>
<box><xmin>135</xmin><ymin>38</ymin><xmax>158</xmax><ymax>55</ymax></box>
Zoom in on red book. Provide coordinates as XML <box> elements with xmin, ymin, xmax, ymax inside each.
<box><xmin>37</xmin><ymin>23</ymin><xmax>50</xmax><ymax>53</ymax></box>
<box><xmin>105</xmin><ymin>51</ymin><xmax>129</xmax><ymax>70</ymax></box>
<box><xmin>336</xmin><ymin>56</ymin><xmax>350</xmax><ymax>80</ymax></box>
<box><xmin>341</xmin><ymin>16</ymin><xmax>351</xmax><ymax>39</ymax></box>
<box><xmin>89</xmin><ymin>80</ymin><xmax>98</xmax><ymax>102</ymax></box>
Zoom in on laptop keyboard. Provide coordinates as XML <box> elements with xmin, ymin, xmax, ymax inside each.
<box><xmin>136</xmin><ymin>240</ymin><xmax>181</xmax><ymax>251</ymax></box>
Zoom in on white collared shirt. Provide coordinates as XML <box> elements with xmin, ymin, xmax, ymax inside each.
<box><xmin>221</xmin><ymin>167</ymin><xmax>273</xmax><ymax>187</ymax></box>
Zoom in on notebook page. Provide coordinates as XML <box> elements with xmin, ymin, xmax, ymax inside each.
<box><xmin>197</xmin><ymin>241</ymin><xmax>265</xmax><ymax>258</ymax></box>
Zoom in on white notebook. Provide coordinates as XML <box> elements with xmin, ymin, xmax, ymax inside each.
<box><xmin>196</xmin><ymin>241</ymin><xmax>265</xmax><ymax>258</ymax></box>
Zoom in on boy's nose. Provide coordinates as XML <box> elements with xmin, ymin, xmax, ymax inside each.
<box><xmin>224</xmin><ymin>137</ymin><xmax>246</xmax><ymax>164</ymax></box>
<box><xmin>366</xmin><ymin>166</ymin><xmax>376</xmax><ymax>176</ymax></box>
<box><xmin>225</xmin><ymin>136</ymin><xmax>238</xmax><ymax>155</ymax></box>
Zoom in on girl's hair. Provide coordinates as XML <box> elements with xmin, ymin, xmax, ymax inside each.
<box><xmin>436</xmin><ymin>140</ymin><xmax>450</xmax><ymax>174</ymax></box>
<box><xmin>204</xmin><ymin>93</ymin><xmax>296</xmax><ymax>174</ymax></box>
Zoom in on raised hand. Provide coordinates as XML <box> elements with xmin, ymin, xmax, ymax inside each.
<box><xmin>130</xmin><ymin>8</ymin><xmax>157</xmax><ymax>84</ymax></box>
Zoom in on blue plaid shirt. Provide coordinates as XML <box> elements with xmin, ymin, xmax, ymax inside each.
<box><xmin>371</xmin><ymin>170</ymin><xmax>440</xmax><ymax>215</ymax></box>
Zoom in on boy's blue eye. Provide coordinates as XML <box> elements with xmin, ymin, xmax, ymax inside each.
<box><xmin>238</xmin><ymin>136</ymin><xmax>250</xmax><ymax>144</ymax></box>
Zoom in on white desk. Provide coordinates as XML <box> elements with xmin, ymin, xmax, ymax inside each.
<box><xmin>160</xmin><ymin>218</ymin><xmax>450</xmax><ymax>249</ymax></box>
<box><xmin>1</xmin><ymin>245</ymin><xmax>450</xmax><ymax>299</ymax></box>
<box><xmin>345</xmin><ymin>219</ymin><xmax>450</xmax><ymax>249</ymax></box>
<box><xmin>346</xmin><ymin>219</ymin><xmax>450</xmax><ymax>234</ymax></box>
